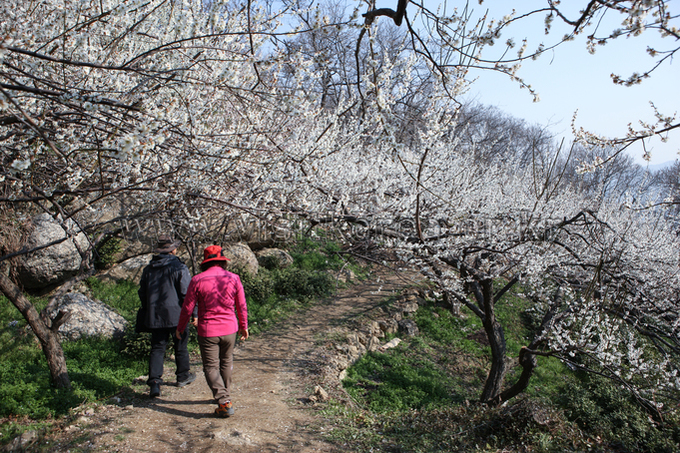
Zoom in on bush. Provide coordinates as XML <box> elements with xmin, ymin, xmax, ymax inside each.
<box><xmin>0</xmin><ymin>278</ymin><xmax>151</xmax><ymax>421</ymax></box>
<box><xmin>257</xmin><ymin>254</ymin><xmax>283</xmax><ymax>271</ymax></box>
<box><xmin>289</xmin><ymin>237</ymin><xmax>345</xmax><ymax>271</ymax></box>
<box><xmin>240</xmin><ymin>264</ymin><xmax>337</xmax><ymax>336</ymax></box>
<box><xmin>94</xmin><ymin>236</ymin><xmax>122</xmax><ymax>270</ymax></box>
<box><xmin>557</xmin><ymin>373</ymin><xmax>680</xmax><ymax>452</ymax></box>
<box><xmin>241</xmin><ymin>270</ymin><xmax>275</xmax><ymax>304</ymax></box>
<box><xmin>120</xmin><ymin>330</ymin><xmax>151</xmax><ymax>358</ymax></box>
<box><xmin>342</xmin><ymin>300</ymin><xmax>478</xmax><ymax>415</ymax></box>
<box><xmin>334</xmin><ymin>291</ymin><xmax>680</xmax><ymax>452</ymax></box>
<box><xmin>343</xmin><ymin>347</ymin><xmax>463</xmax><ymax>413</ymax></box>
<box><xmin>272</xmin><ymin>267</ymin><xmax>335</xmax><ymax>301</ymax></box>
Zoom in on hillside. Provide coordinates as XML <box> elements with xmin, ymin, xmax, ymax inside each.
<box><xmin>6</xmin><ymin>260</ymin><xmax>679</xmax><ymax>453</ymax></box>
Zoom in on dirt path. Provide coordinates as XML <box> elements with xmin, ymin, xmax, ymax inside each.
<box><xmin>48</xmin><ymin>268</ymin><xmax>420</xmax><ymax>453</ymax></box>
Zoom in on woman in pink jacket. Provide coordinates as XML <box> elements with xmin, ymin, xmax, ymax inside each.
<box><xmin>176</xmin><ymin>245</ymin><xmax>249</xmax><ymax>418</ymax></box>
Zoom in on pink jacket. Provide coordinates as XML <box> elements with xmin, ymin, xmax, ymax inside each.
<box><xmin>177</xmin><ymin>266</ymin><xmax>248</xmax><ymax>337</ymax></box>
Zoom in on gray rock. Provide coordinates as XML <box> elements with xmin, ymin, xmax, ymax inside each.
<box><xmin>223</xmin><ymin>243</ymin><xmax>259</xmax><ymax>276</ymax></box>
<box><xmin>72</xmin><ymin>197</ymin><xmax>123</xmax><ymax>229</ymax></box>
<box><xmin>398</xmin><ymin>318</ymin><xmax>419</xmax><ymax>337</ymax></box>
<box><xmin>333</xmin><ymin>355</ymin><xmax>350</xmax><ymax>371</ymax></box>
<box><xmin>378</xmin><ymin>319</ymin><xmax>399</xmax><ymax>335</ymax></box>
<box><xmin>98</xmin><ymin>254</ymin><xmax>153</xmax><ymax>285</ymax></box>
<box><xmin>7</xmin><ymin>430</ymin><xmax>38</xmax><ymax>451</ymax></box>
<box><xmin>346</xmin><ymin>331</ymin><xmax>368</xmax><ymax>347</ymax></box>
<box><xmin>313</xmin><ymin>385</ymin><xmax>329</xmax><ymax>402</ymax></box>
<box><xmin>45</xmin><ymin>292</ymin><xmax>128</xmax><ymax>341</ymax></box>
<box><xmin>367</xmin><ymin>335</ymin><xmax>382</xmax><ymax>352</ymax></box>
<box><xmin>396</xmin><ymin>301</ymin><xmax>419</xmax><ymax>314</ymax></box>
<box><xmin>255</xmin><ymin>248</ymin><xmax>294</xmax><ymax>269</ymax></box>
<box><xmin>378</xmin><ymin>338</ymin><xmax>402</xmax><ymax>351</ymax></box>
<box><xmin>335</xmin><ymin>268</ymin><xmax>355</xmax><ymax>284</ymax></box>
<box><xmin>370</xmin><ymin>321</ymin><xmax>385</xmax><ymax>338</ymax></box>
<box><xmin>18</xmin><ymin>213</ymin><xmax>90</xmax><ymax>290</ymax></box>
<box><xmin>116</xmin><ymin>239</ymin><xmax>148</xmax><ymax>262</ymax></box>
<box><xmin>346</xmin><ymin>344</ymin><xmax>362</xmax><ymax>361</ymax></box>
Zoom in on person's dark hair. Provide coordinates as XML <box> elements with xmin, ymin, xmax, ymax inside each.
<box><xmin>201</xmin><ymin>260</ymin><xmax>227</xmax><ymax>272</ymax></box>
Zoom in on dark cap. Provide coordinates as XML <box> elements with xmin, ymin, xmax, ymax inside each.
<box><xmin>155</xmin><ymin>235</ymin><xmax>181</xmax><ymax>253</ymax></box>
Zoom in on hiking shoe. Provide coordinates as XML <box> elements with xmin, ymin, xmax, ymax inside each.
<box><xmin>177</xmin><ymin>372</ymin><xmax>197</xmax><ymax>387</ymax></box>
<box><xmin>215</xmin><ymin>401</ymin><xmax>234</xmax><ymax>418</ymax></box>
<box><xmin>149</xmin><ymin>382</ymin><xmax>161</xmax><ymax>398</ymax></box>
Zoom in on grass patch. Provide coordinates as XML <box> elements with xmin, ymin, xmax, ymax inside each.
<box><xmin>0</xmin><ymin>285</ymin><xmax>147</xmax><ymax>423</ymax></box>
<box><xmin>85</xmin><ymin>278</ymin><xmax>140</xmax><ymax>322</ymax></box>
<box><xmin>343</xmin><ymin>304</ymin><xmax>483</xmax><ymax>414</ymax></box>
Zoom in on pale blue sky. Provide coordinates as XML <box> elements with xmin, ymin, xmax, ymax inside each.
<box><xmin>441</xmin><ymin>0</ymin><xmax>680</xmax><ymax>166</ymax></box>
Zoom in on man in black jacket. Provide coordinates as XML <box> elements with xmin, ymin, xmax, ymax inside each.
<box><xmin>138</xmin><ymin>235</ymin><xmax>196</xmax><ymax>398</ymax></box>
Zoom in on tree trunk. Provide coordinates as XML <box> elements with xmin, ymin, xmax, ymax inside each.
<box><xmin>495</xmin><ymin>347</ymin><xmax>538</xmax><ymax>404</ymax></box>
<box><xmin>480</xmin><ymin>279</ymin><xmax>507</xmax><ymax>404</ymax></box>
<box><xmin>0</xmin><ymin>272</ymin><xmax>71</xmax><ymax>389</ymax></box>
<box><xmin>492</xmin><ymin>288</ymin><xmax>565</xmax><ymax>405</ymax></box>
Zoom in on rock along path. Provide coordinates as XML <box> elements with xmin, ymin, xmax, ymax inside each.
<box><xmin>50</xmin><ymin>267</ymin><xmax>420</xmax><ymax>453</ymax></box>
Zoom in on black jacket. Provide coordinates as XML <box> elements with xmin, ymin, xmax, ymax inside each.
<box><xmin>138</xmin><ymin>254</ymin><xmax>192</xmax><ymax>329</ymax></box>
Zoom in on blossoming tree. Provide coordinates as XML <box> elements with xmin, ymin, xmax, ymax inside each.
<box><xmin>275</xmin><ymin>104</ymin><xmax>680</xmax><ymax>413</ymax></box>
<box><xmin>0</xmin><ymin>0</ymin><xmax>306</xmax><ymax>387</ymax></box>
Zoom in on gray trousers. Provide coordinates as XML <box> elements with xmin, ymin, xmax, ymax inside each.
<box><xmin>198</xmin><ymin>333</ymin><xmax>236</xmax><ymax>405</ymax></box>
